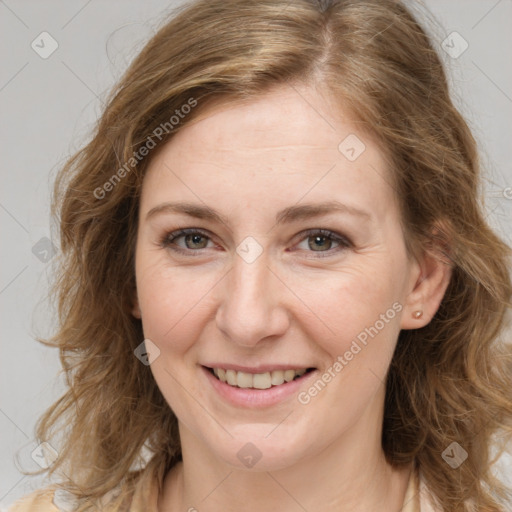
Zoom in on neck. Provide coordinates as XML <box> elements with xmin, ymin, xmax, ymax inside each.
<box><xmin>158</xmin><ymin>392</ymin><xmax>412</xmax><ymax>511</ymax></box>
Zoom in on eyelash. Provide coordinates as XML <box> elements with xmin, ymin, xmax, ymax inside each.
<box><xmin>159</xmin><ymin>228</ymin><xmax>352</xmax><ymax>258</ymax></box>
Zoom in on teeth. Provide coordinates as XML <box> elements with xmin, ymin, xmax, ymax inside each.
<box><xmin>237</xmin><ymin>371</ymin><xmax>253</xmax><ymax>388</ymax></box>
<box><xmin>271</xmin><ymin>370</ymin><xmax>285</xmax><ymax>386</ymax></box>
<box><xmin>253</xmin><ymin>372</ymin><xmax>272</xmax><ymax>389</ymax></box>
<box><xmin>211</xmin><ymin>367</ymin><xmax>309</xmax><ymax>389</ymax></box>
<box><xmin>226</xmin><ymin>369</ymin><xmax>237</xmax><ymax>386</ymax></box>
<box><xmin>284</xmin><ymin>369</ymin><xmax>296</xmax><ymax>382</ymax></box>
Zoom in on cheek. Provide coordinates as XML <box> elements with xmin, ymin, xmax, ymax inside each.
<box><xmin>295</xmin><ymin>260</ymin><xmax>404</xmax><ymax>358</ymax></box>
<box><xmin>135</xmin><ymin>261</ymin><xmax>214</xmax><ymax>414</ymax></box>
<box><xmin>296</xmin><ymin>274</ymin><xmax>402</xmax><ymax>431</ymax></box>
<box><xmin>135</xmin><ymin>254</ymin><xmax>219</xmax><ymax>356</ymax></box>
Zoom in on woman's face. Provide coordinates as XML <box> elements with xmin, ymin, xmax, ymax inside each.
<box><xmin>133</xmin><ymin>83</ymin><xmax>422</xmax><ymax>471</ymax></box>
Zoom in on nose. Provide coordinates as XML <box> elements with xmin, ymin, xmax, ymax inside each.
<box><xmin>215</xmin><ymin>250</ymin><xmax>290</xmax><ymax>348</ymax></box>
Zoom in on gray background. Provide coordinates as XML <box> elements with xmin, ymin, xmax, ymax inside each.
<box><xmin>1</xmin><ymin>0</ymin><xmax>511</xmax><ymax>507</ymax></box>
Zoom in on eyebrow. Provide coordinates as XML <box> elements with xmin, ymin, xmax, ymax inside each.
<box><xmin>146</xmin><ymin>200</ymin><xmax>372</xmax><ymax>226</ymax></box>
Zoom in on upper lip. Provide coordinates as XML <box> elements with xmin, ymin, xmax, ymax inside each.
<box><xmin>202</xmin><ymin>363</ymin><xmax>315</xmax><ymax>373</ymax></box>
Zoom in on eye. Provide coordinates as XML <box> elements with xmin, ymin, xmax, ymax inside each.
<box><xmin>294</xmin><ymin>229</ymin><xmax>351</xmax><ymax>257</ymax></box>
<box><xmin>160</xmin><ymin>228</ymin><xmax>351</xmax><ymax>257</ymax></box>
<box><xmin>160</xmin><ymin>228</ymin><xmax>215</xmax><ymax>255</ymax></box>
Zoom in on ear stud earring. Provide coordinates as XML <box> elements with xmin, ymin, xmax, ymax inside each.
<box><xmin>413</xmin><ymin>310</ymin><xmax>423</xmax><ymax>319</ymax></box>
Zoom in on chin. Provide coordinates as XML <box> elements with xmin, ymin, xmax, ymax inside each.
<box><xmin>206</xmin><ymin>426</ymin><xmax>314</xmax><ymax>472</ymax></box>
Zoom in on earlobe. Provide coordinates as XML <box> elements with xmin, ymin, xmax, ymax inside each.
<box><xmin>400</xmin><ymin>234</ymin><xmax>453</xmax><ymax>330</ymax></box>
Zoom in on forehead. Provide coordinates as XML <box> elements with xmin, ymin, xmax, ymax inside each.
<box><xmin>166</xmin><ymin>84</ymin><xmax>366</xmax><ymax>157</ymax></box>
<box><xmin>141</xmin><ymin>84</ymin><xmax>398</xmax><ymax>224</ymax></box>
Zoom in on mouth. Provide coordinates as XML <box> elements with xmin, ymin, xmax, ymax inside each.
<box><xmin>204</xmin><ymin>366</ymin><xmax>316</xmax><ymax>390</ymax></box>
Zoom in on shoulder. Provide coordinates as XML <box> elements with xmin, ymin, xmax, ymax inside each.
<box><xmin>5</xmin><ymin>488</ymin><xmax>59</xmax><ymax>512</ymax></box>
<box><xmin>3</xmin><ymin>462</ymin><xmax>160</xmax><ymax>512</ymax></box>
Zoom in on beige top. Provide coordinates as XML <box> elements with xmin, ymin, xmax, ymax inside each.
<box><xmin>7</xmin><ymin>465</ymin><xmax>437</xmax><ymax>511</ymax></box>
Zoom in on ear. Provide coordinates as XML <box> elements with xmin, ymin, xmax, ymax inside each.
<box><xmin>400</xmin><ymin>226</ymin><xmax>453</xmax><ymax>330</ymax></box>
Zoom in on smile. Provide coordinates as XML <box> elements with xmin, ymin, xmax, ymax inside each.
<box><xmin>201</xmin><ymin>364</ymin><xmax>318</xmax><ymax>407</ymax></box>
<box><xmin>208</xmin><ymin>367</ymin><xmax>313</xmax><ymax>389</ymax></box>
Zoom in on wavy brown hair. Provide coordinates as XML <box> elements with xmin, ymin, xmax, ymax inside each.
<box><xmin>24</xmin><ymin>0</ymin><xmax>512</xmax><ymax>510</ymax></box>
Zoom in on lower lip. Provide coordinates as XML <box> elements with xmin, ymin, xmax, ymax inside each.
<box><xmin>201</xmin><ymin>366</ymin><xmax>317</xmax><ymax>408</ymax></box>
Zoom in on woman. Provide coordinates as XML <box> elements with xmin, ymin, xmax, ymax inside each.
<box><xmin>9</xmin><ymin>0</ymin><xmax>512</xmax><ymax>510</ymax></box>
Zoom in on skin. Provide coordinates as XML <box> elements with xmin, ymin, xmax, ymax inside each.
<box><xmin>132</xmin><ymin>82</ymin><xmax>452</xmax><ymax>512</ymax></box>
